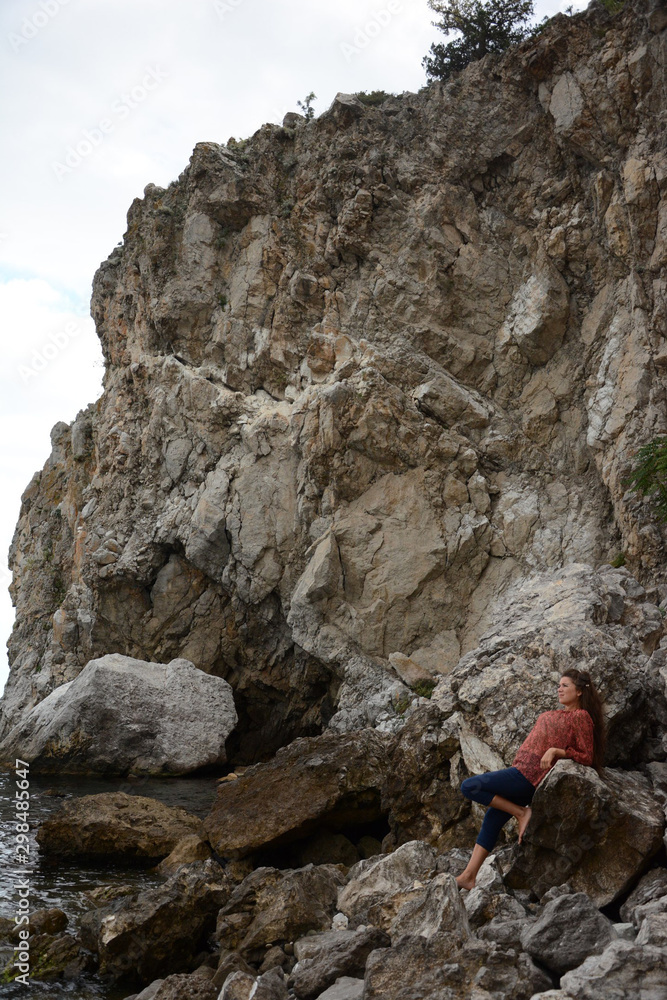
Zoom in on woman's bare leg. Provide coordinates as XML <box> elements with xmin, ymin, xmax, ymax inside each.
<box><xmin>489</xmin><ymin>794</ymin><xmax>532</xmax><ymax>843</ymax></box>
<box><xmin>455</xmin><ymin>843</ymin><xmax>489</xmax><ymax>890</ymax></box>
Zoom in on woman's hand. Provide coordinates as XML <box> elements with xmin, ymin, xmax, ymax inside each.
<box><xmin>540</xmin><ymin>747</ymin><xmax>564</xmax><ymax>770</ymax></box>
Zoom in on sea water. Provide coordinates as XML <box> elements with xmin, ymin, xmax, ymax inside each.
<box><xmin>0</xmin><ymin>767</ymin><xmax>219</xmax><ymax>999</ymax></box>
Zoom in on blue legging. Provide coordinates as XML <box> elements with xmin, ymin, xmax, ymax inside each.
<box><xmin>461</xmin><ymin>767</ymin><xmax>535</xmax><ymax>851</ymax></box>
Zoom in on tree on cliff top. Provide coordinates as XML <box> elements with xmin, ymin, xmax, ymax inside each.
<box><xmin>423</xmin><ymin>0</ymin><xmax>535</xmax><ymax>81</ymax></box>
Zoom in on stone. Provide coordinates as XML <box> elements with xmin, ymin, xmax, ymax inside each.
<box><xmin>559</xmin><ymin>938</ymin><xmax>667</xmax><ymax>999</ymax></box>
<box><xmin>152</xmin><ymin>974</ymin><xmax>219</xmax><ymax>1000</ymax></box>
<box><xmin>80</xmin><ymin>860</ymin><xmax>231</xmax><ymax>982</ymax></box>
<box><xmin>204</xmin><ymin>728</ymin><xmax>389</xmax><ymax>858</ymax></box>
<box><xmin>433</xmin><ymin>564</ymin><xmax>665</xmax><ymax>771</ymax></box>
<box><xmin>291</xmin><ymin>926</ymin><xmax>389</xmax><ymax>999</ymax></box>
<box><xmin>506</xmin><ymin>761</ymin><xmax>665</xmax><ymax>906</ymax></box>
<box><xmin>2</xmin><ymin>2</ymin><xmax>667</xmax><ymax>930</ymax></box>
<box><xmin>215</xmin><ymin>864</ymin><xmax>346</xmax><ymax>955</ymax></box>
<box><xmin>37</xmin><ymin>792</ymin><xmax>203</xmax><ymax>860</ymax></box>
<box><xmin>156</xmin><ymin>834</ymin><xmax>213</xmax><ymax>874</ymax></box>
<box><xmin>337</xmin><ymin>841</ymin><xmax>438</xmax><ymax>924</ymax></box>
<box><xmin>635</xmin><ymin>912</ymin><xmax>667</xmax><ymax>947</ymax></box>
<box><xmin>505</xmin><ymin>253</ymin><xmax>570</xmax><ymax>365</ymax></box>
<box><xmin>219</xmin><ymin>972</ymin><xmax>257</xmax><ymax>1000</ymax></box>
<box><xmin>0</xmin><ymin>654</ymin><xmax>237</xmax><ymax>775</ymax></box>
<box><xmin>520</xmin><ymin>892</ymin><xmax>615</xmax><ymax>974</ymax></box>
<box><xmin>314</xmin><ymin>979</ymin><xmax>364</xmax><ymax>1000</ymax></box>
<box><xmin>619</xmin><ymin>867</ymin><xmax>667</xmax><ymax>924</ymax></box>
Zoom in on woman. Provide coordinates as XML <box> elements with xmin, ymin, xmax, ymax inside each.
<box><xmin>455</xmin><ymin>668</ymin><xmax>606</xmax><ymax>890</ymax></box>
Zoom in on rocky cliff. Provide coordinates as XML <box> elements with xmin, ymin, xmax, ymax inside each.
<box><xmin>2</xmin><ymin>0</ymin><xmax>667</xmax><ymax>773</ymax></box>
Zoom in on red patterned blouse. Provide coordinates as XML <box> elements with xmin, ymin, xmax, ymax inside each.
<box><xmin>512</xmin><ymin>708</ymin><xmax>595</xmax><ymax>787</ymax></box>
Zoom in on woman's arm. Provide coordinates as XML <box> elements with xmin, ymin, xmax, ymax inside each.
<box><xmin>540</xmin><ymin>713</ymin><xmax>594</xmax><ymax>770</ymax></box>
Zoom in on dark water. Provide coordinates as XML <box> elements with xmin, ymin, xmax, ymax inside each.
<box><xmin>0</xmin><ymin>767</ymin><xmax>219</xmax><ymax>999</ymax></box>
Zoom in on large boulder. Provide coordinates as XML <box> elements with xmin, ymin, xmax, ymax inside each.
<box><xmin>80</xmin><ymin>860</ymin><xmax>230</xmax><ymax>982</ymax></box>
<box><xmin>203</xmin><ymin>728</ymin><xmax>390</xmax><ymax>858</ymax></box>
<box><xmin>505</xmin><ymin>761</ymin><xmax>665</xmax><ymax>906</ymax></box>
<box><xmin>36</xmin><ymin>792</ymin><xmax>203</xmax><ymax>860</ymax></box>
<box><xmin>290</xmin><ymin>926</ymin><xmax>389</xmax><ymax>1000</ymax></box>
<box><xmin>0</xmin><ymin>654</ymin><xmax>237</xmax><ymax>775</ymax></box>
<box><xmin>214</xmin><ymin>864</ymin><xmax>346</xmax><ymax>956</ymax></box>
<box><xmin>519</xmin><ymin>892</ymin><xmax>615</xmax><ymax>975</ymax></box>
<box><xmin>558</xmin><ymin>937</ymin><xmax>667</xmax><ymax>999</ymax></box>
<box><xmin>337</xmin><ymin>841</ymin><xmax>438</xmax><ymax>926</ymax></box>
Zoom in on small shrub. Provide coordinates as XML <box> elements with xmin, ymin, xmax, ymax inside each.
<box><xmin>599</xmin><ymin>0</ymin><xmax>625</xmax><ymax>12</ymax></box>
<box><xmin>610</xmin><ymin>552</ymin><xmax>626</xmax><ymax>568</ymax></box>
<box><xmin>413</xmin><ymin>679</ymin><xmax>437</xmax><ymax>698</ymax></box>
<box><xmin>354</xmin><ymin>90</ymin><xmax>393</xmax><ymax>106</ymax></box>
<box><xmin>623</xmin><ymin>437</ymin><xmax>667</xmax><ymax>522</ymax></box>
<box><xmin>218</xmin><ymin>294</ymin><xmax>228</xmax><ymax>308</ymax></box>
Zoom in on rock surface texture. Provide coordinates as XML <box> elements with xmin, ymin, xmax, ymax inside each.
<box><xmin>4</xmin><ymin>2</ymin><xmax>667</xmax><ymax>999</ymax></box>
<box><xmin>3</xmin><ymin>0</ymin><xmax>667</xmax><ymax>766</ymax></box>
<box><xmin>0</xmin><ymin>653</ymin><xmax>237</xmax><ymax>774</ymax></box>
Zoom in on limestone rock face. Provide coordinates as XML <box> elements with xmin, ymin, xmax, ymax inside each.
<box><xmin>0</xmin><ymin>653</ymin><xmax>237</xmax><ymax>775</ymax></box>
<box><xmin>433</xmin><ymin>563</ymin><xmax>666</xmax><ymax>767</ymax></box>
<box><xmin>505</xmin><ymin>761</ymin><xmax>665</xmax><ymax>905</ymax></box>
<box><xmin>36</xmin><ymin>791</ymin><xmax>203</xmax><ymax>860</ymax></box>
<box><xmin>4</xmin><ymin>0</ymin><xmax>667</xmax><ymax>764</ymax></box>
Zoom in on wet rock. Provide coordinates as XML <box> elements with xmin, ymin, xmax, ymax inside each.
<box><xmin>204</xmin><ymin>729</ymin><xmax>389</xmax><ymax>858</ymax></box>
<box><xmin>80</xmin><ymin>860</ymin><xmax>231</xmax><ymax>982</ymax></box>
<box><xmin>520</xmin><ymin>892</ymin><xmax>615</xmax><ymax>974</ymax></box>
<box><xmin>559</xmin><ymin>938</ymin><xmax>667</xmax><ymax>999</ymax></box>
<box><xmin>37</xmin><ymin>791</ymin><xmax>203</xmax><ymax>860</ymax></box>
<box><xmin>290</xmin><ymin>926</ymin><xmax>389</xmax><ymax>999</ymax></box>
<box><xmin>337</xmin><ymin>841</ymin><xmax>438</xmax><ymax>925</ymax></box>
<box><xmin>156</xmin><ymin>834</ymin><xmax>213</xmax><ymax>874</ymax></box>
<box><xmin>0</xmin><ymin>654</ymin><xmax>237</xmax><ymax>775</ymax></box>
<box><xmin>22</xmin><ymin>930</ymin><xmax>95</xmax><ymax>981</ymax></box>
<box><xmin>505</xmin><ymin>761</ymin><xmax>665</xmax><ymax>905</ymax></box>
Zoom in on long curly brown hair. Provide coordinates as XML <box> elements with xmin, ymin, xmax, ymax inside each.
<box><xmin>561</xmin><ymin>668</ymin><xmax>606</xmax><ymax>772</ymax></box>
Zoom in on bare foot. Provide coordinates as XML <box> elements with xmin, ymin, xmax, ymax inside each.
<box><xmin>456</xmin><ymin>872</ymin><xmax>476</xmax><ymax>890</ymax></box>
<box><xmin>517</xmin><ymin>805</ymin><xmax>532</xmax><ymax>844</ymax></box>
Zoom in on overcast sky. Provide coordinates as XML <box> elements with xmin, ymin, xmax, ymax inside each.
<box><xmin>0</xmin><ymin>0</ymin><xmax>585</xmax><ymax>695</ymax></box>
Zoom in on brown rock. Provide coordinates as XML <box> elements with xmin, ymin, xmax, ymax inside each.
<box><xmin>37</xmin><ymin>792</ymin><xmax>204</xmax><ymax>860</ymax></box>
<box><xmin>505</xmin><ymin>761</ymin><xmax>665</xmax><ymax>906</ymax></box>
<box><xmin>204</xmin><ymin>729</ymin><xmax>390</xmax><ymax>858</ymax></box>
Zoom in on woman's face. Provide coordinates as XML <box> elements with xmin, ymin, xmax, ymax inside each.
<box><xmin>558</xmin><ymin>675</ymin><xmax>582</xmax><ymax>710</ymax></box>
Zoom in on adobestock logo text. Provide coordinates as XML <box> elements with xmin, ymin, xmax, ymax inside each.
<box><xmin>51</xmin><ymin>66</ymin><xmax>168</xmax><ymax>181</ymax></box>
<box><xmin>8</xmin><ymin>0</ymin><xmax>72</xmax><ymax>53</ymax></box>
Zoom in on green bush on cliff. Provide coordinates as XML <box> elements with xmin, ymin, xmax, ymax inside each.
<box><xmin>423</xmin><ymin>0</ymin><xmax>536</xmax><ymax>81</ymax></box>
<box><xmin>624</xmin><ymin>437</ymin><xmax>667</xmax><ymax>522</ymax></box>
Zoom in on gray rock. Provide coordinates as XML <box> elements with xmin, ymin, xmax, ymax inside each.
<box><xmin>291</xmin><ymin>926</ymin><xmax>389</xmax><ymax>999</ymax></box>
<box><xmin>152</xmin><ymin>975</ymin><xmax>218</xmax><ymax>1000</ymax></box>
<box><xmin>619</xmin><ymin>867</ymin><xmax>667</xmax><ymax>924</ymax></box>
<box><xmin>314</xmin><ymin>979</ymin><xmax>364</xmax><ymax>1000</ymax></box>
<box><xmin>0</xmin><ymin>654</ymin><xmax>237</xmax><ymax>775</ymax></box>
<box><xmin>520</xmin><ymin>892</ymin><xmax>615</xmax><ymax>975</ymax></box>
<box><xmin>560</xmin><ymin>938</ymin><xmax>667</xmax><ymax>999</ymax></box>
<box><xmin>506</xmin><ymin>761</ymin><xmax>665</xmax><ymax>906</ymax></box>
<box><xmin>635</xmin><ymin>913</ymin><xmax>667</xmax><ymax>948</ymax></box>
<box><xmin>80</xmin><ymin>860</ymin><xmax>230</xmax><ymax>982</ymax></box>
<box><xmin>215</xmin><ymin>865</ymin><xmax>346</xmax><ymax>956</ymax></box>
<box><xmin>337</xmin><ymin>841</ymin><xmax>438</xmax><ymax>924</ymax></box>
